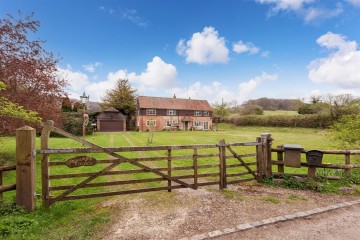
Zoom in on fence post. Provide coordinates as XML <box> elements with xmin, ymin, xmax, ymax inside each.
<box><xmin>256</xmin><ymin>137</ymin><xmax>263</xmax><ymax>181</ymax></box>
<box><xmin>41</xmin><ymin>120</ymin><xmax>53</xmax><ymax>207</ymax></box>
<box><xmin>219</xmin><ymin>139</ymin><xmax>227</xmax><ymax>189</ymax></box>
<box><xmin>16</xmin><ymin>126</ymin><xmax>36</xmax><ymax>211</ymax></box>
<box><xmin>167</xmin><ymin>148</ymin><xmax>172</xmax><ymax>192</ymax></box>
<box><xmin>193</xmin><ymin>148</ymin><xmax>198</xmax><ymax>190</ymax></box>
<box><xmin>277</xmin><ymin>145</ymin><xmax>284</xmax><ymax>175</ymax></box>
<box><xmin>345</xmin><ymin>149</ymin><xmax>350</xmax><ymax>176</ymax></box>
<box><xmin>261</xmin><ymin>134</ymin><xmax>272</xmax><ymax>178</ymax></box>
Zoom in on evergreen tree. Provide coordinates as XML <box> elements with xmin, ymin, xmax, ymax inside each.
<box><xmin>101</xmin><ymin>79</ymin><xmax>137</xmax><ymax>127</ymax></box>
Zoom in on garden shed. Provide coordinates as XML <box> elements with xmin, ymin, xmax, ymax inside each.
<box><xmin>96</xmin><ymin>107</ymin><xmax>126</xmax><ymax>132</ymax></box>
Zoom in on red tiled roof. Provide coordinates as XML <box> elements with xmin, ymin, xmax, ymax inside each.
<box><xmin>138</xmin><ymin>96</ymin><xmax>212</xmax><ymax>111</ymax></box>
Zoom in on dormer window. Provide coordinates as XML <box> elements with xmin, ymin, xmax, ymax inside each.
<box><xmin>146</xmin><ymin>109</ymin><xmax>156</xmax><ymax>115</ymax></box>
<box><xmin>194</xmin><ymin>111</ymin><xmax>202</xmax><ymax>116</ymax></box>
<box><xmin>167</xmin><ymin>109</ymin><xmax>176</xmax><ymax>116</ymax></box>
<box><xmin>203</xmin><ymin>111</ymin><xmax>209</xmax><ymax>116</ymax></box>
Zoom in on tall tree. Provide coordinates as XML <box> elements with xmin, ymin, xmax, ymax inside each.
<box><xmin>101</xmin><ymin>79</ymin><xmax>137</xmax><ymax>125</ymax></box>
<box><xmin>212</xmin><ymin>99</ymin><xmax>230</xmax><ymax>120</ymax></box>
<box><xmin>0</xmin><ymin>12</ymin><xmax>67</xmax><ymax>131</ymax></box>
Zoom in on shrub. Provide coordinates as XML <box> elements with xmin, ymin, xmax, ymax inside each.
<box><xmin>330</xmin><ymin>114</ymin><xmax>360</xmax><ymax>148</ymax></box>
<box><xmin>232</xmin><ymin>114</ymin><xmax>333</xmax><ymax>128</ymax></box>
<box><xmin>61</xmin><ymin>112</ymin><xmax>93</xmax><ymax>136</ymax></box>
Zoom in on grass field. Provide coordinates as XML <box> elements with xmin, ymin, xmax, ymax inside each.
<box><xmin>0</xmin><ymin>123</ymin><xmax>357</xmax><ymax>239</ymax></box>
<box><xmin>263</xmin><ymin>110</ymin><xmax>299</xmax><ymax>116</ymax></box>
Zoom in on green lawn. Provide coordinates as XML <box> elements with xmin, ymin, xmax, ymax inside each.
<box><xmin>0</xmin><ymin>123</ymin><xmax>356</xmax><ymax>239</ymax></box>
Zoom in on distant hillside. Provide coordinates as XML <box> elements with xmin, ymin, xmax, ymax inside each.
<box><xmin>242</xmin><ymin>97</ymin><xmax>302</xmax><ymax>111</ymax></box>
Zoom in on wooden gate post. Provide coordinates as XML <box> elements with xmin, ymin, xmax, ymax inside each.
<box><xmin>16</xmin><ymin>126</ymin><xmax>36</xmax><ymax>211</ymax></box>
<box><xmin>257</xmin><ymin>134</ymin><xmax>272</xmax><ymax>180</ymax></box>
<box><xmin>219</xmin><ymin>139</ymin><xmax>227</xmax><ymax>189</ymax></box>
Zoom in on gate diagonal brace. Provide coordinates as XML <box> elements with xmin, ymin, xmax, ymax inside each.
<box><xmin>42</xmin><ymin>122</ymin><xmax>195</xmax><ymax>203</ymax></box>
<box><xmin>226</xmin><ymin>146</ymin><xmax>258</xmax><ymax>179</ymax></box>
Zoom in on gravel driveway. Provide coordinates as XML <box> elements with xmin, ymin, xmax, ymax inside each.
<box><xmin>216</xmin><ymin>204</ymin><xmax>360</xmax><ymax>240</ymax></box>
<box><xmin>100</xmin><ymin>183</ymin><xmax>359</xmax><ymax>240</ymax></box>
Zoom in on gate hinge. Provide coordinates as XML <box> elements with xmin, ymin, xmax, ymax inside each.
<box><xmin>34</xmin><ymin>193</ymin><xmax>42</xmax><ymax>199</ymax></box>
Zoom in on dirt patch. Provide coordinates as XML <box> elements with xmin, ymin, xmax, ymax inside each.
<box><xmin>99</xmin><ymin>182</ymin><xmax>359</xmax><ymax>240</ymax></box>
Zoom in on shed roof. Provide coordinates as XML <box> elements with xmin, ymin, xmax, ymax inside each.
<box><xmin>138</xmin><ymin>96</ymin><xmax>212</xmax><ymax>111</ymax></box>
<box><xmin>104</xmin><ymin>107</ymin><xmax>119</xmax><ymax>112</ymax></box>
<box><xmin>97</xmin><ymin>110</ymin><xmax>126</xmax><ymax>121</ymax></box>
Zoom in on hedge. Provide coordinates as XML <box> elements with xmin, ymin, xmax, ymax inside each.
<box><xmin>231</xmin><ymin>114</ymin><xmax>334</xmax><ymax>128</ymax></box>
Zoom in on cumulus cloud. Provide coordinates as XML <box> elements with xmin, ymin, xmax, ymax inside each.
<box><xmin>167</xmin><ymin>72</ymin><xmax>278</xmax><ymax>104</ymax></box>
<box><xmin>82</xmin><ymin>62</ymin><xmax>102</xmax><ymax>73</ymax></box>
<box><xmin>59</xmin><ymin>57</ymin><xmax>177</xmax><ymax>101</ymax></box>
<box><xmin>256</xmin><ymin>0</ymin><xmax>343</xmax><ymax>23</ymax></box>
<box><xmin>176</xmin><ymin>26</ymin><xmax>229</xmax><ymax>64</ymax></box>
<box><xmin>233</xmin><ymin>41</ymin><xmax>260</xmax><ymax>55</ymax></box>
<box><xmin>130</xmin><ymin>56</ymin><xmax>177</xmax><ymax>89</ymax></box>
<box><xmin>57</xmin><ymin>66</ymin><xmax>90</xmax><ymax>98</ymax></box>
<box><xmin>308</xmin><ymin>32</ymin><xmax>360</xmax><ymax>88</ymax></box>
<box><xmin>238</xmin><ymin>72</ymin><xmax>278</xmax><ymax>97</ymax></box>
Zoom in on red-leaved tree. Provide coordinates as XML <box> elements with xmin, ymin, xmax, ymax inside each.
<box><xmin>0</xmin><ymin>12</ymin><xmax>67</xmax><ymax>132</ymax></box>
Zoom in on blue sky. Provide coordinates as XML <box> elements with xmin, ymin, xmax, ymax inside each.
<box><xmin>1</xmin><ymin>0</ymin><xmax>360</xmax><ymax>104</ymax></box>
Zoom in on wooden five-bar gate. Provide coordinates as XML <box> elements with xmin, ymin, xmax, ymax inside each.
<box><xmin>37</xmin><ymin>121</ymin><xmax>271</xmax><ymax>208</ymax></box>
<box><xmin>4</xmin><ymin>121</ymin><xmax>360</xmax><ymax>212</ymax></box>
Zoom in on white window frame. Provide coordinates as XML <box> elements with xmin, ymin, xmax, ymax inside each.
<box><xmin>194</xmin><ymin>120</ymin><xmax>201</xmax><ymax>127</ymax></box>
<box><xmin>146</xmin><ymin>109</ymin><xmax>156</xmax><ymax>115</ymax></box>
<box><xmin>167</xmin><ymin>109</ymin><xmax>176</xmax><ymax>116</ymax></box>
<box><xmin>166</xmin><ymin>120</ymin><xmax>177</xmax><ymax>127</ymax></box>
<box><xmin>146</xmin><ymin>120</ymin><xmax>156</xmax><ymax>126</ymax></box>
<box><xmin>203</xmin><ymin>111</ymin><xmax>209</xmax><ymax>117</ymax></box>
<box><xmin>194</xmin><ymin>111</ymin><xmax>202</xmax><ymax>116</ymax></box>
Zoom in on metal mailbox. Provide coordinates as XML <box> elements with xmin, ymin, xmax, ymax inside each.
<box><xmin>283</xmin><ymin>144</ymin><xmax>303</xmax><ymax>168</ymax></box>
<box><xmin>306</xmin><ymin>150</ymin><xmax>323</xmax><ymax>166</ymax></box>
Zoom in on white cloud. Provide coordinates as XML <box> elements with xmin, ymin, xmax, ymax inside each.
<box><xmin>347</xmin><ymin>0</ymin><xmax>360</xmax><ymax>7</ymax></box>
<box><xmin>233</xmin><ymin>41</ymin><xmax>260</xmax><ymax>55</ymax></box>
<box><xmin>238</xmin><ymin>72</ymin><xmax>278</xmax><ymax>98</ymax></box>
<box><xmin>122</xmin><ymin>9</ymin><xmax>148</xmax><ymax>27</ymax></box>
<box><xmin>303</xmin><ymin>4</ymin><xmax>343</xmax><ymax>23</ymax></box>
<box><xmin>59</xmin><ymin>57</ymin><xmax>177</xmax><ymax>101</ymax></box>
<box><xmin>57</xmin><ymin>66</ymin><xmax>90</xmax><ymax>99</ymax></box>
<box><xmin>176</xmin><ymin>26</ymin><xmax>229</xmax><ymax>64</ymax></box>
<box><xmin>167</xmin><ymin>72</ymin><xmax>278</xmax><ymax>104</ymax></box>
<box><xmin>82</xmin><ymin>62</ymin><xmax>102</xmax><ymax>73</ymax></box>
<box><xmin>308</xmin><ymin>32</ymin><xmax>360</xmax><ymax>88</ymax></box>
<box><xmin>256</xmin><ymin>0</ymin><xmax>343</xmax><ymax>23</ymax></box>
<box><xmin>168</xmin><ymin>81</ymin><xmax>235</xmax><ymax>104</ymax></box>
<box><xmin>261</xmin><ymin>50</ymin><xmax>271</xmax><ymax>58</ymax></box>
<box><xmin>130</xmin><ymin>56</ymin><xmax>177</xmax><ymax>89</ymax></box>
<box><xmin>256</xmin><ymin>0</ymin><xmax>314</xmax><ymax>14</ymax></box>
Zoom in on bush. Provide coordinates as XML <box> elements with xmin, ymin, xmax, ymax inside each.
<box><xmin>239</xmin><ymin>104</ymin><xmax>264</xmax><ymax>115</ymax></box>
<box><xmin>330</xmin><ymin>114</ymin><xmax>360</xmax><ymax>148</ymax></box>
<box><xmin>61</xmin><ymin>112</ymin><xmax>93</xmax><ymax>136</ymax></box>
<box><xmin>232</xmin><ymin>114</ymin><xmax>333</xmax><ymax>128</ymax></box>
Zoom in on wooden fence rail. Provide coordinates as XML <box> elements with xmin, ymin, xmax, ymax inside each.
<box><xmin>271</xmin><ymin>147</ymin><xmax>360</xmax><ymax>179</ymax></box>
<box><xmin>0</xmin><ymin>165</ymin><xmax>16</xmax><ymax>202</ymax></box>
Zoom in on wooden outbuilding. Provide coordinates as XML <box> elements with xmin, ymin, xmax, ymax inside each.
<box><xmin>96</xmin><ymin>108</ymin><xmax>126</xmax><ymax>132</ymax></box>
